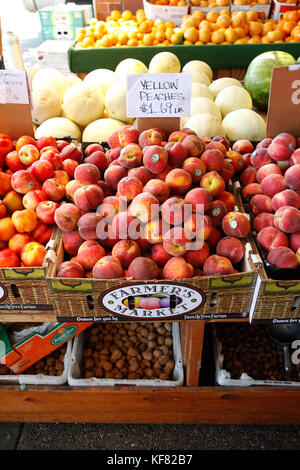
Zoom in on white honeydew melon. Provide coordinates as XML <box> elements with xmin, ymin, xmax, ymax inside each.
<box><xmin>222</xmin><ymin>109</ymin><xmax>266</xmax><ymax>142</ymax></box>
<box><xmin>183</xmin><ymin>113</ymin><xmax>223</xmax><ymax>138</ymax></box>
<box><xmin>32</xmin><ymin>68</ymin><xmax>70</xmax><ymax>101</ymax></box>
<box><xmin>181</xmin><ymin>97</ymin><xmax>222</xmax><ymax>126</ymax></box>
<box><xmin>215</xmin><ymin>85</ymin><xmax>253</xmax><ymax>118</ymax></box>
<box><xmin>82</xmin><ymin>118</ymin><xmax>126</xmax><ymax>143</ymax></box>
<box><xmin>191</xmin><ymin>82</ymin><xmax>214</xmax><ymax>101</ymax></box>
<box><xmin>105</xmin><ymin>77</ymin><xmax>131</xmax><ymax>124</ymax></box>
<box><xmin>115</xmin><ymin>58</ymin><xmax>148</xmax><ymax>77</ymax></box>
<box><xmin>35</xmin><ymin>117</ymin><xmax>81</xmax><ymax>141</ymax></box>
<box><xmin>62</xmin><ymin>82</ymin><xmax>105</xmax><ymax>127</ymax></box>
<box><xmin>83</xmin><ymin>68</ymin><xmax>118</xmax><ymax>97</ymax></box>
<box><xmin>31</xmin><ymin>87</ymin><xmax>62</xmax><ymax>126</ymax></box>
<box><xmin>148</xmin><ymin>52</ymin><xmax>181</xmax><ymax>73</ymax></box>
<box><xmin>183</xmin><ymin>69</ymin><xmax>211</xmax><ymax>87</ymax></box>
<box><xmin>26</xmin><ymin>66</ymin><xmax>41</xmax><ymax>87</ymax></box>
<box><xmin>182</xmin><ymin>60</ymin><xmax>213</xmax><ymax>82</ymax></box>
<box><xmin>209</xmin><ymin>77</ymin><xmax>244</xmax><ymax>99</ymax></box>
<box><xmin>66</xmin><ymin>74</ymin><xmax>82</xmax><ymax>87</ymax></box>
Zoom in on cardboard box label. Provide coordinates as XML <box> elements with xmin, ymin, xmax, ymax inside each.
<box><xmin>267</xmin><ymin>65</ymin><xmax>300</xmax><ymax>138</ymax></box>
<box><xmin>126</xmin><ymin>73</ymin><xmax>192</xmax><ymax>118</ymax></box>
<box><xmin>98</xmin><ymin>282</ymin><xmax>206</xmax><ymax>320</ymax></box>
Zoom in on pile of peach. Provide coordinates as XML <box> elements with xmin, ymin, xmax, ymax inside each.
<box><xmin>54</xmin><ymin>125</ymin><xmax>252</xmax><ymax>282</ymax></box>
<box><xmin>239</xmin><ymin>132</ymin><xmax>300</xmax><ymax>270</ymax></box>
<box><xmin>180</xmin><ymin>9</ymin><xmax>300</xmax><ymax>44</ymax></box>
<box><xmin>0</xmin><ymin>134</ymin><xmax>83</xmax><ymax>268</ymax></box>
<box><xmin>74</xmin><ymin>9</ymin><xmax>183</xmax><ymax>48</ymax></box>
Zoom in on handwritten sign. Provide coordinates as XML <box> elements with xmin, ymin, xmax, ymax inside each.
<box><xmin>267</xmin><ymin>65</ymin><xmax>300</xmax><ymax>138</ymax></box>
<box><xmin>0</xmin><ymin>69</ymin><xmax>30</xmax><ymax>105</ymax></box>
<box><xmin>126</xmin><ymin>73</ymin><xmax>192</xmax><ymax>118</ymax></box>
<box><xmin>0</xmin><ymin>69</ymin><xmax>34</xmax><ymax>139</ymax></box>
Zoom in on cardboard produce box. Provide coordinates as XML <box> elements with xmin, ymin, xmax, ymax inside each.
<box><xmin>0</xmin><ymin>321</ymin><xmax>93</xmax><ymax>375</ymax></box>
<box><xmin>143</xmin><ymin>0</ymin><xmax>189</xmax><ymax>26</ymax></box>
<box><xmin>0</xmin><ymin>339</ymin><xmax>73</xmax><ymax>385</ymax></box>
<box><xmin>36</xmin><ymin>40</ymin><xmax>73</xmax><ymax>72</ymax></box>
<box><xmin>270</xmin><ymin>0</ymin><xmax>299</xmax><ymax>19</ymax></box>
<box><xmin>38</xmin><ymin>3</ymin><xmax>93</xmax><ymax>28</ymax></box>
<box><xmin>231</xmin><ymin>1</ymin><xmax>271</xmax><ymax>17</ymax></box>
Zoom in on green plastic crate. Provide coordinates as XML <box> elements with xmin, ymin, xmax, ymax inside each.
<box><xmin>68</xmin><ymin>43</ymin><xmax>300</xmax><ymax>73</ymax></box>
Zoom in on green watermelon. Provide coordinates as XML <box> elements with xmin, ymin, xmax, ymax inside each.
<box><xmin>244</xmin><ymin>51</ymin><xmax>296</xmax><ymax>111</ymax></box>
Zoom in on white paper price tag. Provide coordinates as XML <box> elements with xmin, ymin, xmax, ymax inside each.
<box><xmin>126</xmin><ymin>73</ymin><xmax>192</xmax><ymax>118</ymax></box>
<box><xmin>0</xmin><ymin>70</ymin><xmax>29</xmax><ymax>105</ymax></box>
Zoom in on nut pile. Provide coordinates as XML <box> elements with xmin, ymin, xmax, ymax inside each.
<box><xmin>0</xmin><ymin>343</ymin><xmax>67</xmax><ymax>376</ymax></box>
<box><xmin>24</xmin><ymin>344</ymin><xmax>67</xmax><ymax>376</ymax></box>
<box><xmin>81</xmin><ymin>322</ymin><xmax>175</xmax><ymax>381</ymax></box>
<box><xmin>216</xmin><ymin>323</ymin><xmax>300</xmax><ymax>381</ymax></box>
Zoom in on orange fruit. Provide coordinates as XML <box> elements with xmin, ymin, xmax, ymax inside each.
<box><xmin>216</xmin><ymin>14</ymin><xmax>231</xmax><ymax>28</ymax></box>
<box><xmin>231</xmin><ymin>11</ymin><xmax>247</xmax><ymax>28</ymax></box>
<box><xmin>248</xmin><ymin>21</ymin><xmax>263</xmax><ymax>37</ymax></box>
<box><xmin>285</xmin><ymin>10</ymin><xmax>299</xmax><ymax>22</ymax></box>
<box><xmin>165</xmin><ymin>20</ymin><xmax>175</xmax><ymax>29</ymax></box>
<box><xmin>220</xmin><ymin>8</ymin><xmax>230</xmax><ymax>15</ymax></box>
<box><xmin>206</xmin><ymin>11</ymin><xmax>219</xmax><ymax>23</ymax></box>
<box><xmin>192</xmin><ymin>10</ymin><xmax>205</xmax><ymax>22</ymax></box>
<box><xmin>282</xmin><ymin>21</ymin><xmax>297</xmax><ymax>34</ymax></box>
<box><xmin>262</xmin><ymin>22</ymin><xmax>274</xmax><ymax>35</ymax></box>
<box><xmin>224</xmin><ymin>27</ymin><xmax>238</xmax><ymax>42</ymax></box>
<box><xmin>121</xmin><ymin>9</ymin><xmax>132</xmax><ymax>20</ymax></box>
<box><xmin>291</xmin><ymin>26</ymin><xmax>300</xmax><ymax>41</ymax></box>
<box><xmin>235</xmin><ymin>26</ymin><xmax>247</xmax><ymax>38</ymax></box>
<box><xmin>211</xmin><ymin>29</ymin><xmax>225</xmax><ymax>43</ymax></box>
<box><xmin>184</xmin><ymin>27</ymin><xmax>199</xmax><ymax>42</ymax></box>
<box><xmin>247</xmin><ymin>36</ymin><xmax>261</xmax><ymax>43</ymax></box>
<box><xmin>171</xmin><ymin>31</ymin><xmax>182</xmax><ymax>44</ymax></box>
<box><xmin>155</xmin><ymin>30</ymin><xmax>166</xmax><ymax>42</ymax></box>
<box><xmin>247</xmin><ymin>10</ymin><xmax>258</xmax><ymax>21</ymax></box>
<box><xmin>81</xmin><ymin>36</ymin><xmax>94</xmax><ymax>47</ymax></box>
<box><xmin>199</xmin><ymin>27</ymin><xmax>211</xmax><ymax>42</ymax></box>
<box><xmin>110</xmin><ymin>10</ymin><xmax>121</xmax><ymax>20</ymax></box>
<box><xmin>165</xmin><ymin>27</ymin><xmax>175</xmax><ymax>40</ymax></box>
<box><xmin>128</xmin><ymin>38</ymin><xmax>138</xmax><ymax>46</ymax></box>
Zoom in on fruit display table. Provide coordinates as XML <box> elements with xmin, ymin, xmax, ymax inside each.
<box><xmin>0</xmin><ymin>320</ymin><xmax>300</xmax><ymax>424</ymax></box>
<box><xmin>0</xmin><ymin>61</ymin><xmax>300</xmax><ymax>426</ymax></box>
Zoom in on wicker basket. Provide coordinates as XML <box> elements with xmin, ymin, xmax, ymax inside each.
<box><xmin>46</xmin><ymin>227</ymin><xmax>260</xmax><ymax>322</ymax></box>
<box><xmin>233</xmin><ymin>181</ymin><xmax>300</xmax><ymax>322</ymax></box>
<box><xmin>0</xmin><ymin>227</ymin><xmax>60</xmax><ymax>321</ymax></box>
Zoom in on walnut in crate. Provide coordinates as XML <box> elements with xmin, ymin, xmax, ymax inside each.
<box><xmin>23</xmin><ymin>344</ymin><xmax>67</xmax><ymax>376</ymax></box>
<box><xmin>216</xmin><ymin>323</ymin><xmax>300</xmax><ymax>382</ymax></box>
<box><xmin>81</xmin><ymin>322</ymin><xmax>175</xmax><ymax>381</ymax></box>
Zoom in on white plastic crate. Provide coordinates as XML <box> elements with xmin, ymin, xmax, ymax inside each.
<box><xmin>68</xmin><ymin>322</ymin><xmax>184</xmax><ymax>387</ymax></box>
<box><xmin>0</xmin><ymin>339</ymin><xmax>72</xmax><ymax>386</ymax></box>
<box><xmin>212</xmin><ymin>324</ymin><xmax>300</xmax><ymax>387</ymax></box>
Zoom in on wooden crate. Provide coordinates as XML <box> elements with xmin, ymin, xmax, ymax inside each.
<box><xmin>0</xmin><ymin>228</ymin><xmax>60</xmax><ymax>322</ymax></box>
<box><xmin>46</xmin><ymin>228</ymin><xmax>259</xmax><ymax>321</ymax></box>
<box><xmin>233</xmin><ymin>181</ymin><xmax>300</xmax><ymax>322</ymax></box>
